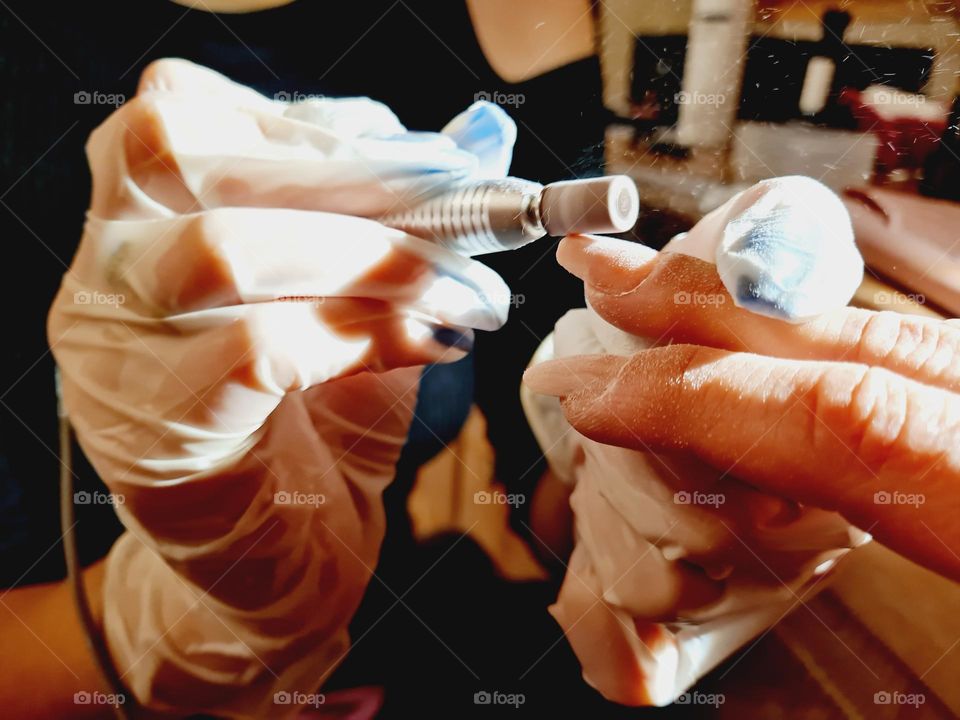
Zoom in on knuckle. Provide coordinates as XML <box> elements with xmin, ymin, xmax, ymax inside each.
<box><xmin>854</xmin><ymin>311</ymin><xmax>902</xmax><ymax>365</ymax></box>
<box><xmin>136</xmin><ymin>59</ymin><xmax>185</xmax><ymax>94</ymax></box>
<box><xmin>137</xmin><ymin>60</ymin><xmax>229</xmax><ymax>100</ymax></box>
<box><xmin>909</xmin><ymin>320</ymin><xmax>958</xmax><ymax>387</ymax></box>
<box><xmin>816</xmin><ymin>364</ymin><xmax>908</xmax><ymax>473</ymax></box>
<box><xmin>227</xmin><ymin>313</ymin><xmax>283</xmax><ymax>393</ymax></box>
<box><xmin>142</xmin><ymin>212</ymin><xmax>238</xmax><ymax>314</ymax></box>
<box><xmin>856</xmin><ymin>312</ymin><xmax>960</xmax><ymax>388</ymax></box>
<box><xmin>854</xmin><ymin>312</ymin><xmax>910</xmax><ymax>365</ymax></box>
<box><xmin>119</xmin><ymin>94</ymin><xmax>175</xmax><ymax>170</ymax></box>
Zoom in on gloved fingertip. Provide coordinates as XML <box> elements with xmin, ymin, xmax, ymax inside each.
<box><xmin>430</xmin><ymin>325</ymin><xmax>474</xmax><ymax>353</ymax></box>
<box><xmin>394</xmin><ymin>318</ymin><xmax>472</xmax><ymax>367</ymax></box>
<box><xmin>717</xmin><ymin>175</ymin><xmax>863</xmax><ymax>322</ymax></box>
<box><xmin>442</xmin><ymin>101</ymin><xmax>517</xmax><ymax>178</ymax></box>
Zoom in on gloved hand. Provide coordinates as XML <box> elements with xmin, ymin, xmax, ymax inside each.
<box><xmin>48</xmin><ymin>59</ymin><xmax>516</xmax><ymax>717</ymax></box>
<box><xmin>521</xmin><ymin>177</ymin><xmax>929</xmax><ymax>705</ymax></box>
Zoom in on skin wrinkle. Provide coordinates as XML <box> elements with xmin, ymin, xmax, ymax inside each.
<box><xmin>841</xmin><ymin>366</ymin><xmax>902</xmax><ymax>475</ymax></box>
<box><xmin>853</xmin><ymin>312</ymin><xmax>960</xmax><ymax>392</ymax></box>
<box><xmin>928</xmin><ymin>322</ymin><xmax>956</xmax><ymax>381</ymax></box>
<box><xmin>908</xmin><ymin>317</ymin><xmax>938</xmax><ymax>375</ymax></box>
<box><xmin>914</xmin><ymin>318</ymin><xmax>949</xmax><ymax>385</ymax></box>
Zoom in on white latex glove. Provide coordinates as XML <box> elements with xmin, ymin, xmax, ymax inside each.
<box><xmin>522</xmin><ymin>177</ymin><xmax>872</xmax><ymax>705</ymax></box>
<box><xmin>48</xmin><ymin>59</ymin><xmax>516</xmax><ymax>718</ymax></box>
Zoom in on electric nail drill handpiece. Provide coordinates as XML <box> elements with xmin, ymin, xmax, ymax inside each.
<box><xmin>380</xmin><ymin>175</ymin><xmax>640</xmax><ymax>256</ymax></box>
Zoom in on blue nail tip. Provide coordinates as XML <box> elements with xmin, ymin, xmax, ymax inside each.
<box><xmin>432</xmin><ymin>326</ymin><xmax>474</xmax><ymax>352</ymax></box>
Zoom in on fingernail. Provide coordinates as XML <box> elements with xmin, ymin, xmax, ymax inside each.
<box><xmin>557</xmin><ymin>235</ymin><xmax>657</xmax><ymax>294</ymax></box>
<box><xmin>431</xmin><ymin>325</ymin><xmax>474</xmax><ymax>353</ymax></box>
<box><xmin>523</xmin><ymin>356</ymin><xmax>617</xmax><ymax>397</ymax></box>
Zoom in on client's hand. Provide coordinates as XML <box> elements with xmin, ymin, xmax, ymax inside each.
<box><xmin>527</xmin><ymin>234</ymin><xmax>960</xmax><ymax>582</ymax></box>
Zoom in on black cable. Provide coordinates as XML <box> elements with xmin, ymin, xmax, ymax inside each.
<box><xmin>57</xmin><ymin>369</ymin><xmax>134</xmax><ymax>720</ymax></box>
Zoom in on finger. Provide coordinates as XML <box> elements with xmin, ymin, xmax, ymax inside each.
<box><xmin>96</xmin><ymin>93</ymin><xmax>475</xmax><ymax>219</ymax></box>
<box><xmin>441</xmin><ymin>101</ymin><xmax>516</xmax><ymax>178</ymax></box>
<box><xmin>638</xmin><ymin>452</ymin><xmax>862</xmax><ymax>582</ymax></box>
<box><xmin>559</xmin><ymin>235</ymin><xmax>960</xmax><ymax>393</ymax></box>
<box><xmin>524</xmin><ymin>346</ymin><xmax>960</xmax><ymax>581</ymax></box>
<box><xmin>281</xmin><ymin>96</ymin><xmax>407</xmax><ymax>139</ymax></box>
<box><xmin>571</xmin><ymin>472</ymin><xmax>724</xmax><ymax>619</ymax></box>
<box><xmin>549</xmin><ymin>545</ymin><xmax>677</xmax><ymax>706</ymax></box>
<box><xmin>163</xmin><ymin>300</ymin><xmax>472</xmax><ymax>401</ymax></box>
<box><xmin>51</xmin><ymin>302</ymin><xmax>456</xmax><ymax>486</ymax></box>
<box><xmin>666</xmin><ymin>175</ymin><xmax>862</xmax><ymax>320</ymax></box>
<box><xmin>103</xmin><ymin>208</ymin><xmax>508</xmax><ymax>330</ymax></box>
<box><xmin>572</xmin><ymin>430</ymin><xmax>862</xmax><ymax>585</ymax></box>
